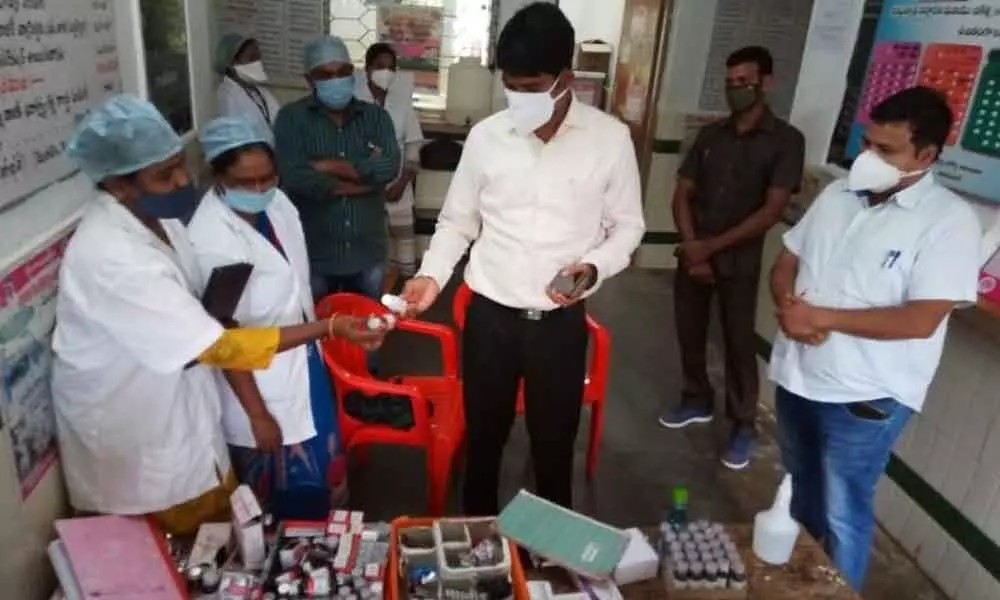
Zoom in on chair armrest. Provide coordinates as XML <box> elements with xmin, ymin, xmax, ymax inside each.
<box><xmin>585</xmin><ymin>314</ymin><xmax>611</xmax><ymax>394</ymax></box>
<box><xmin>394</xmin><ymin>318</ymin><xmax>459</xmax><ymax>378</ymax></box>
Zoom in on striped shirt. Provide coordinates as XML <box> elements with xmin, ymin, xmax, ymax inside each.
<box><xmin>274</xmin><ymin>96</ymin><xmax>400</xmax><ymax>276</ymax></box>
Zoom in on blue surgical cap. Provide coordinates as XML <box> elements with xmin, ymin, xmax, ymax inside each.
<box><xmin>215</xmin><ymin>32</ymin><xmax>250</xmax><ymax>74</ymax></box>
<box><xmin>303</xmin><ymin>35</ymin><xmax>351</xmax><ymax>72</ymax></box>
<box><xmin>199</xmin><ymin>117</ymin><xmax>271</xmax><ymax>162</ymax></box>
<box><xmin>67</xmin><ymin>95</ymin><xmax>182</xmax><ymax>183</ymax></box>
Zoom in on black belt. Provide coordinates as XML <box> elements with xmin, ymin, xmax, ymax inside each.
<box><xmin>473</xmin><ymin>292</ymin><xmax>578</xmax><ymax>321</ymax></box>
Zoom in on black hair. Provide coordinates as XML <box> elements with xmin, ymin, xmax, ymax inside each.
<box><xmin>210</xmin><ymin>142</ymin><xmax>276</xmax><ymax>175</ymax></box>
<box><xmin>365</xmin><ymin>42</ymin><xmax>397</xmax><ymax>69</ymax></box>
<box><xmin>870</xmin><ymin>86</ymin><xmax>952</xmax><ymax>157</ymax></box>
<box><xmin>495</xmin><ymin>2</ymin><xmax>574</xmax><ymax>77</ymax></box>
<box><xmin>726</xmin><ymin>46</ymin><xmax>773</xmax><ymax>76</ymax></box>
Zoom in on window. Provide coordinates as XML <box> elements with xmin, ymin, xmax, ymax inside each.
<box><xmin>329</xmin><ymin>0</ymin><xmax>492</xmax><ymax>108</ymax></box>
<box><xmin>139</xmin><ymin>0</ymin><xmax>193</xmax><ymax>134</ymax></box>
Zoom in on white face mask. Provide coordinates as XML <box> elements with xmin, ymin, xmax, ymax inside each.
<box><xmin>847</xmin><ymin>149</ymin><xmax>926</xmax><ymax>193</ymax></box>
<box><xmin>504</xmin><ymin>79</ymin><xmax>568</xmax><ymax>136</ymax></box>
<box><xmin>234</xmin><ymin>61</ymin><xmax>268</xmax><ymax>83</ymax></box>
<box><xmin>370</xmin><ymin>69</ymin><xmax>396</xmax><ymax>91</ymax></box>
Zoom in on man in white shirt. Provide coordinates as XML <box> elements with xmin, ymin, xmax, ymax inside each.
<box><xmin>768</xmin><ymin>86</ymin><xmax>981</xmax><ymax>591</ymax></box>
<box><xmin>402</xmin><ymin>2</ymin><xmax>645</xmax><ymax>514</ymax></box>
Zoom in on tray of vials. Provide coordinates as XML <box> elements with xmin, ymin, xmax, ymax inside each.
<box><xmin>659</xmin><ymin>520</ymin><xmax>747</xmax><ymax>599</ymax></box>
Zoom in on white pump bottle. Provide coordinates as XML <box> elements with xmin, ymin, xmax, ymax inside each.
<box><xmin>752</xmin><ymin>474</ymin><xmax>800</xmax><ymax>565</ymax></box>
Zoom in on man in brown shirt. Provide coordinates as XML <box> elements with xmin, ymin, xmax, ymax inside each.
<box><xmin>659</xmin><ymin>46</ymin><xmax>804</xmax><ymax>470</ymax></box>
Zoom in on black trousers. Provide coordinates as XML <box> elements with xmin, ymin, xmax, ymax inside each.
<box><xmin>462</xmin><ymin>293</ymin><xmax>588</xmax><ymax>516</ymax></box>
<box><xmin>674</xmin><ymin>266</ymin><xmax>760</xmax><ymax>435</ymax></box>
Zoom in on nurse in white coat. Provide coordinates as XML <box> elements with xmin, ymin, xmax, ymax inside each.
<box><xmin>216</xmin><ymin>33</ymin><xmax>281</xmax><ymax>140</ymax></box>
<box><xmin>52</xmin><ymin>96</ymin><xmax>384</xmax><ymax>535</ymax></box>
<box><xmin>187</xmin><ymin>117</ymin><xmax>349</xmax><ymax>519</ymax></box>
<box><xmin>355</xmin><ymin>43</ymin><xmax>424</xmax><ymax>277</ymax></box>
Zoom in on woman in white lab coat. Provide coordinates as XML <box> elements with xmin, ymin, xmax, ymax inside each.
<box><xmin>53</xmin><ymin>97</ymin><xmax>383</xmax><ymax>535</ymax></box>
<box><xmin>215</xmin><ymin>33</ymin><xmax>281</xmax><ymax>139</ymax></box>
<box><xmin>187</xmin><ymin>117</ymin><xmax>349</xmax><ymax>519</ymax></box>
<box><xmin>355</xmin><ymin>43</ymin><xmax>424</xmax><ymax>277</ymax></box>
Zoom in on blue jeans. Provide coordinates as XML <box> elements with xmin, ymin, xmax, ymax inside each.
<box><xmin>312</xmin><ymin>262</ymin><xmax>385</xmax><ymax>373</ymax></box>
<box><xmin>775</xmin><ymin>386</ymin><xmax>912</xmax><ymax>591</ymax></box>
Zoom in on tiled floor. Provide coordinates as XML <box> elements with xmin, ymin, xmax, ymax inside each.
<box><xmin>351</xmin><ymin>268</ymin><xmax>946</xmax><ymax>600</ymax></box>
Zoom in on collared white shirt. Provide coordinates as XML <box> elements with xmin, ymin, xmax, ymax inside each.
<box><xmin>418</xmin><ymin>96</ymin><xmax>646</xmax><ymax>310</ymax></box>
<box><xmin>52</xmin><ymin>193</ymin><xmax>229</xmax><ymax>515</ymax></box>
<box><xmin>187</xmin><ymin>190</ymin><xmax>317</xmax><ymax>448</ymax></box>
<box><xmin>769</xmin><ymin>174</ymin><xmax>981</xmax><ymax>412</ymax></box>
<box><xmin>217</xmin><ymin>76</ymin><xmax>281</xmax><ymax>140</ymax></box>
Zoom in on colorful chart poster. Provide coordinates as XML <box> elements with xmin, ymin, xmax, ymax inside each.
<box><xmin>0</xmin><ymin>231</ymin><xmax>73</xmax><ymax>499</ymax></box>
<box><xmin>377</xmin><ymin>5</ymin><xmax>443</xmax><ymax>72</ymax></box>
<box><xmin>846</xmin><ymin>1</ymin><xmax>1000</xmax><ymax>203</ymax></box>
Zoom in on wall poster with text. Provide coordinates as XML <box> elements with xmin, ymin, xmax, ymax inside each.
<box><xmin>0</xmin><ymin>230</ymin><xmax>73</xmax><ymax>500</ymax></box>
<box><xmin>847</xmin><ymin>0</ymin><xmax>1000</xmax><ymax>203</ymax></box>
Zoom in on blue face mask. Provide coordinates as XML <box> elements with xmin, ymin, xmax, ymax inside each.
<box><xmin>222</xmin><ymin>186</ymin><xmax>277</xmax><ymax>214</ymax></box>
<box><xmin>137</xmin><ymin>184</ymin><xmax>200</xmax><ymax>223</ymax></box>
<box><xmin>315</xmin><ymin>76</ymin><xmax>355</xmax><ymax>110</ymax></box>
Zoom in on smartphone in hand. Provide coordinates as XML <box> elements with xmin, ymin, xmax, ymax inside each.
<box><xmin>549</xmin><ymin>271</ymin><xmax>588</xmax><ymax>298</ymax></box>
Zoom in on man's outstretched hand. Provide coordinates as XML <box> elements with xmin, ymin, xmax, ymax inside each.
<box><xmin>401</xmin><ymin>275</ymin><xmax>441</xmax><ymax>316</ymax></box>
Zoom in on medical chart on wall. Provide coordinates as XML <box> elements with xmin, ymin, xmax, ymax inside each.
<box><xmin>698</xmin><ymin>0</ymin><xmax>815</xmax><ymax>118</ymax></box>
<box><xmin>0</xmin><ymin>0</ymin><xmax>120</xmax><ymax>212</ymax></box>
<box><xmin>0</xmin><ymin>229</ymin><xmax>72</xmax><ymax>500</ymax></box>
<box><xmin>845</xmin><ymin>0</ymin><xmax>1000</xmax><ymax>204</ymax></box>
<box><xmin>218</xmin><ymin>0</ymin><xmax>330</xmax><ymax>83</ymax></box>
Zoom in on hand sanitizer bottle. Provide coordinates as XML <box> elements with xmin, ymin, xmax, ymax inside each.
<box><xmin>667</xmin><ymin>486</ymin><xmax>689</xmax><ymax>530</ymax></box>
<box><xmin>752</xmin><ymin>474</ymin><xmax>800</xmax><ymax>565</ymax></box>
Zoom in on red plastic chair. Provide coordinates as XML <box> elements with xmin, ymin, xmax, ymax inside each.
<box><xmin>451</xmin><ymin>283</ymin><xmax>610</xmax><ymax>480</ymax></box>
<box><xmin>316</xmin><ymin>293</ymin><xmax>464</xmax><ymax>515</ymax></box>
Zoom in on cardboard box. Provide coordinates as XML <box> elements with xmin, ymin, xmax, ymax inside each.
<box><xmin>576</xmin><ymin>41</ymin><xmax>613</xmax><ymax>74</ymax></box>
<box><xmin>230</xmin><ymin>484</ymin><xmax>266</xmax><ymax>570</ymax></box>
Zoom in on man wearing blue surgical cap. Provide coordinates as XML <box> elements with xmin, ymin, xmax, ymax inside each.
<box><xmin>274</xmin><ymin>36</ymin><xmax>400</xmax><ymax>313</ymax></box>
<box><xmin>51</xmin><ymin>97</ymin><xmax>385</xmax><ymax>533</ymax></box>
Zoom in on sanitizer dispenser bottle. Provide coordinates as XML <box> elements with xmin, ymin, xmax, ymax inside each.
<box><xmin>752</xmin><ymin>474</ymin><xmax>800</xmax><ymax>565</ymax></box>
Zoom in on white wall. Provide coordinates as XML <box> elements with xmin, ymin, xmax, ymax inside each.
<box><xmin>787</xmin><ymin>0</ymin><xmax>866</xmax><ymax>166</ymax></box>
<box><xmin>0</xmin><ymin>1</ymin><xmax>219</xmax><ymax>598</ymax></box>
<box><xmin>561</xmin><ymin>0</ymin><xmax>626</xmax><ymax>51</ymax></box>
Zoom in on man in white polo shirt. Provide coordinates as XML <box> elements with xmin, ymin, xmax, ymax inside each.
<box><xmin>768</xmin><ymin>86</ymin><xmax>981</xmax><ymax>591</ymax></box>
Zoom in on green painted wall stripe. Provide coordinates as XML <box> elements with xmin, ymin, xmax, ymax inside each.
<box><xmin>652</xmin><ymin>138</ymin><xmax>682</xmax><ymax>154</ymax></box>
<box><xmin>754</xmin><ymin>334</ymin><xmax>1000</xmax><ymax>580</ymax></box>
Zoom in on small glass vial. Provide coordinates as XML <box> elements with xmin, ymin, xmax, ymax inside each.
<box><xmin>672</xmin><ymin>560</ymin><xmax>690</xmax><ymax>590</ymax></box>
<box><xmin>669</xmin><ymin>540</ymin><xmax>682</xmax><ymax>554</ymax></box>
<box><xmin>689</xmin><ymin>561</ymin><xmax>705</xmax><ymax>589</ymax></box>
<box><xmin>700</xmin><ymin>551</ymin><xmax>714</xmax><ymax>565</ymax></box>
<box><xmin>713</xmin><ymin>547</ymin><xmax>728</xmax><ymax>562</ymax></box>
<box><xmin>705</xmin><ymin>561</ymin><xmax>721</xmax><ymax>590</ymax></box>
<box><xmin>718</xmin><ymin>558</ymin><xmax>731</xmax><ymax>579</ymax></box>
<box><xmin>730</xmin><ymin>562</ymin><xmax>748</xmax><ymax>590</ymax></box>
<box><xmin>678</xmin><ymin>531</ymin><xmax>692</xmax><ymax>543</ymax></box>
<box><xmin>692</xmin><ymin>531</ymin><xmax>706</xmax><ymax>545</ymax></box>
<box><xmin>683</xmin><ymin>541</ymin><xmax>697</xmax><ymax>553</ymax></box>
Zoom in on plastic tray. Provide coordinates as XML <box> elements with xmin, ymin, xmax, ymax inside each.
<box><xmin>433</xmin><ymin>517</ymin><xmax>511</xmax><ymax>581</ymax></box>
<box><xmin>387</xmin><ymin>516</ymin><xmax>530</xmax><ymax>600</ymax></box>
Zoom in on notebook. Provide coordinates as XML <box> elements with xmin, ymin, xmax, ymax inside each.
<box><xmin>497</xmin><ymin>489</ymin><xmax>628</xmax><ymax>579</ymax></box>
<box><xmin>54</xmin><ymin>515</ymin><xmax>185</xmax><ymax>600</ymax></box>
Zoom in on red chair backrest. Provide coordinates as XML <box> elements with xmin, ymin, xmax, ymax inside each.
<box><xmin>316</xmin><ymin>292</ymin><xmax>388</xmax><ymax>377</ymax></box>
<box><xmin>451</xmin><ymin>283</ymin><xmax>610</xmax><ymax>402</ymax></box>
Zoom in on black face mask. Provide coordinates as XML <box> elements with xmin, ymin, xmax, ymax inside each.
<box><xmin>136</xmin><ymin>184</ymin><xmax>200</xmax><ymax>224</ymax></box>
<box><xmin>725</xmin><ymin>84</ymin><xmax>761</xmax><ymax>113</ymax></box>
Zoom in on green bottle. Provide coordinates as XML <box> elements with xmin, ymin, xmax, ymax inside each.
<box><xmin>668</xmin><ymin>485</ymin><xmax>689</xmax><ymax>529</ymax></box>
